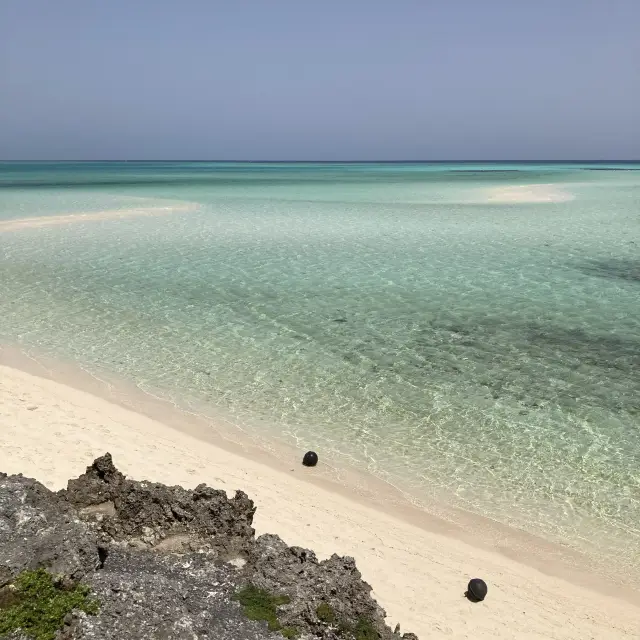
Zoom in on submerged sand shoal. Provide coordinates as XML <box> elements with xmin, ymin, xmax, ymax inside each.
<box><xmin>0</xmin><ymin>202</ymin><xmax>199</xmax><ymax>232</ymax></box>
<box><xmin>0</xmin><ymin>358</ymin><xmax>638</xmax><ymax>639</ymax></box>
<box><xmin>482</xmin><ymin>183</ymin><xmax>576</xmax><ymax>203</ymax></box>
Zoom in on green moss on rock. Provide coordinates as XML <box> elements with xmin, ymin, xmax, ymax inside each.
<box><xmin>234</xmin><ymin>584</ymin><xmax>297</xmax><ymax>638</ymax></box>
<box><xmin>338</xmin><ymin>617</ymin><xmax>379</xmax><ymax>640</ymax></box>
<box><xmin>235</xmin><ymin>585</ymin><xmax>378</xmax><ymax>640</ymax></box>
<box><xmin>353</xmin><ymin>617</ymin><xmax>379</xmax><ymax>640</ymax></box>
<box><xmin>316</xmin><ymin>602</ymin><xmax>336</xmax><ymax>623</ymax></box>
<box><xmin>0</xmin><ymin>568</ymin><xmax>99</xmax><ymax>640</ymax></box>
<box><xmin>316</xmin><ymin>601</ymin><xmax>378</xmax><ymax>640</ymax></box>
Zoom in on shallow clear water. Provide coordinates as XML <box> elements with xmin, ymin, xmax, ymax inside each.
<box><xmin>1</xmin><ymin>162</ymin><xmax>639</xmax><ymax>566</ymax></box>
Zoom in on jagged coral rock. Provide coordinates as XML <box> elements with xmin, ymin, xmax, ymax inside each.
<box><xmin>59</xmin><ymin>454</ymin><xmax>256</xmax><ymax>556</ymax></box>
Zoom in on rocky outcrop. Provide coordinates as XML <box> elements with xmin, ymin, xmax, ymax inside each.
<box><xmin>248</xmin><ymin>535</ymin><xmax>385</xmax><ymax>638</ymax></box>
<box><xmin>59</xmin><ymin>453</ymin><xmax>256</xmax><ymax>557</ymax></box>
<box><xmin>0</xmin><ymin>455</ymin><xmax>417</xmax><ymax>640</ymax></box>
<box><xmin>61</xmin><ymin>453</ymin><xmax>126</xmax><ymax>507</ymax></box>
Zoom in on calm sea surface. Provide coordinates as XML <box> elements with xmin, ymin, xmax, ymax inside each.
<box><xmin>1</xmin><ymin>162</ymin><xmax>639</xmax><ymax>567</ymax></box>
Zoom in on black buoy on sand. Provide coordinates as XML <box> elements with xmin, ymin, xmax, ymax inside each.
<box><xmin>465</xmin><ymin>578</ymin><xmax>488</xmax><ymax>603</ymax></box>
<box><xmin>302</xmin><ymin>451</ymin><xmax>318</xmax><ymax>467</ymax></box>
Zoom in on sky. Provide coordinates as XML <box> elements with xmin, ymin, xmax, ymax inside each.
<box><xmin>1</xmin><ymin>0</ymin><xmax>639</xmax><ymax>160</ymax></box>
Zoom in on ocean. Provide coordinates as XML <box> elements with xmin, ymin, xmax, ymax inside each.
<box><xmin>1</xmin><ymin>161</ymin><xmax>639</xmax><ymax>570</ymax></box>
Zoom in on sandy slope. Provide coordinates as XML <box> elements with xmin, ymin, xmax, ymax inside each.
<box><xmin>0</xmin><ymin>363</ymin><xmax>638</xmax><ymax>639</ymax></box>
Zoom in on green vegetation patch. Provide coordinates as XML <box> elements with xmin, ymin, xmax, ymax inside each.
<box><xmin>234</xmin><ymin>584</ymin><xmax>298</xmax><ymax>638</ymax></box>
<box><xmin>234</xmin><ymin>586</ymin><xmax>378</xmax><ymax>640</ymax></box>
<box><xmin>0</xmin><ymin>568</ymin><xmax>99</xmax><ymax>640</ymax></box>
<box><xmin>351</xmin><ymin>617</ymin><xmax>379</xmax><ymax>640</ymax></box>
<box><xmin>321</xmin><ymin>607</ymin><xmax>378</xmax><ymax>640</ymax></box>
<box><xmin>338</xmin><ymin>618</ymin><xmax>379</xmax><ymax>640</ymax></box>
<box><xmin>316</xmin><ymin>602</ymin><xmax>336</xmax><ymax>623</ymax></box>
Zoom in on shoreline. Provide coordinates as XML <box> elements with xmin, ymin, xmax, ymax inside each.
<box><xmin>1</xmin><ymin>346</ymin><xmax>639</xmax><ymax>638</ymax></box>
<box><xmin>1</xmin><ymin>344</ymin><xmax>637</xmax><ymax>590</ymax></box>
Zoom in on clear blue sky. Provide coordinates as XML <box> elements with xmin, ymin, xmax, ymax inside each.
<box><xmin>1</xmin><ymin>0</ymin><xmax>638</xmax><ymax>160</ymax></box>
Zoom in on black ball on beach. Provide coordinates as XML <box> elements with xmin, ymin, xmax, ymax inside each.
<box><xmin>466</xmin><ymin>578</ymin><xmax>488</xmax><ymax>602</ymax></box>
<box><xmin>302</xmin><ymin>451</ymin><xmax>318</xmax><ymax>467</ymax></box>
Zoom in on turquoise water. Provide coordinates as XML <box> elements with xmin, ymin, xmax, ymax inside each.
<box><xmin>1</xmin><ymin>162</ymin><xmax>639</xmax><ymax>566</ymax></box>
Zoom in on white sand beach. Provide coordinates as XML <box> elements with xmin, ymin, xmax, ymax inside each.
<box><xmin>1</xmin><ymin>359</ymin><xmax>639</xmax><ymax>639</ymax></box>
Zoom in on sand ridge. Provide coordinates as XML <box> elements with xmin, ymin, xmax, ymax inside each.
<box><xmin>482</xmin><ymin>183</ymin><xmax>575</xmax><ymax>203</ymax></box>
<box><xmin>0</xmin><ymin>202</ymin><xmax>199</xmax><ymax>232</ymax></box>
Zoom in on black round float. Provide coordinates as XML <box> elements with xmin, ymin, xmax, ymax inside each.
<box><xmin>302</xmin><ymin>451</ymin><xmax>318</xmax><ymax>467</ymax></box>
<box><xmin>466</xmin><ymin>578</ymin><xmax>488</xmax><ymax>602</ymax></box>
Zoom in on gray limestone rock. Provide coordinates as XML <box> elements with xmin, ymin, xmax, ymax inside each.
<box><xmin>70</xmin><ymin>548</ymin><xmax>279</xmax><ymax>640</ymax></box>
<box><xmin>0</xmin><ymin>474</ymin><xmax>100</xmax><ymax>584</ymax></box>
<box><xmin>246</xmin><ymin>534</ymin><xmax>391</xmax><ymax>640</ymax></box>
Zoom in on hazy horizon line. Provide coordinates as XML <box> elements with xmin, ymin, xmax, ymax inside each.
<box><xmin>2</xmin><ymin>159</ymin><xmax>639</xmax><ymax>164</ymax></box>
